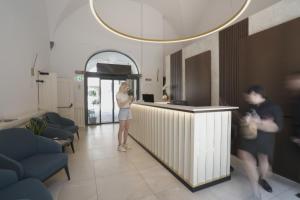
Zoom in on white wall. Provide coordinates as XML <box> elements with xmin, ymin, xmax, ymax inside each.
<box><xmin>0</xmin><ymin>0</ymin><xmax>50</xmax><ymax>118</ymax></box>
<box><xmin>47</xmin><ymin>2</ymin><xmax>181</xmax><ymax>103</ymax></box>
<box><xmin>249</xmin><ymin>0</ymin><xmax>300</xmax><ymax>35</ymax></box>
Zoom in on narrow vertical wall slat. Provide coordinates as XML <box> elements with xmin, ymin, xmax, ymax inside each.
<box><xmin>164</xmin><ymin>110</ymin><xmax>170</xmax><ymax>163</ymax></box>
<box><xmin>184</xmin><ymin>113</ymin><xmax>191</xmax><ymax>181</ymax></box>
<box><xmin>178</xmin><ymin>112</ymin><xmax>185</xmax><ymax>176</ymax></box>
<box><xmin>219</xmin><ymin>18</ymin><xmax>248</xmax><ymax>106</ymax></box>
<box><xmin>220</xmin><ymin>112</ymin><xmax>229</xmax><ymax>177</ymax></box>
<box><xmin>226</xmin><ymin>112</ymin><xmax>232</xmax><ymax>176</ymax></box>
<box><xmin>213</xmin><ymin>112</ymin><xmax>222</xmax><ymax>179</ymax></box>
<box><xmin>173</xmin><ymin>111</ymin><xmax>179</xmax><ymax>172</ymax></box>
<box><xmin>205</xmin><ymin>113</ymin><xmax>215</xmax><ymax>181</ymax></box>
<box><xmin>169</xmin><ymin>111</ymin><xmax>174</xmax><ymax>168</ymax></box>
<box><xmin>196</xmin><ymin>113</ymin><xmax>207</xmax><ymax>184</ymax></box>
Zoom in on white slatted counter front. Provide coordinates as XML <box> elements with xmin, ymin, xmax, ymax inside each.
<box><xmin>130</xmin><ymin>102</ymin><xmax>238</xmax><ymax>192</ymax></box>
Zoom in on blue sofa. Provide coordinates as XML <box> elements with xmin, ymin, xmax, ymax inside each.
<box><xmin>0</xmin><ymin>169</ymin><xmax>53</xmax><ymax>200</ymax></box>
<box><xmin>0</xmin><ymin>128</ymin><xmax>70</xmax><ymax>181</ymax></box>
<box><xmin>45</xmin><ymin>112</ymin><xmax>79</xmax><ymax>139</ymax></box>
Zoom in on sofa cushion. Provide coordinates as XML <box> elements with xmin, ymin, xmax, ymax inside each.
<box><xmin>0</xmin><ymin>128</ymin><xmax>37</xmax><ymax>161</ymax></box>
<box><xmin>0</xmin><ymin>178</ymin><xmax>53</xmax><ymax>200</ymax></box>
<box><xmin>20</xmin><ymin>153</ymin><xmax>67</xmax><ymax>181</ymax></box>
<box><xmin>0</xmin><ymin>169</ymin><xmax>18</xmax><ymax>189</ymax></box>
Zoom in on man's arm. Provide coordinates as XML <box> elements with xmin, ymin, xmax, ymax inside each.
<box><xmin>257</xmin><ymin>119</ymin><xmax>279</xmax><ymax>133</ymax></box>
<box><xmin>256</xmin><ymin>105</ymin><xmax>283</xmax><ymax>133</ymax></box>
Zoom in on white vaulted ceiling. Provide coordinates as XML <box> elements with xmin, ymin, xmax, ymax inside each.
<box><xmin>45</xmin><ymin>0</ymin><xmax>281</xmax><ymax>40</ymax></box>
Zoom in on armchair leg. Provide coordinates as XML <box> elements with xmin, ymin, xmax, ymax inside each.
<box><xmin>62</xmin><ymin>146</ymin><xmax>66</xmax><ymax>153</ymax></box>
<box><xmin>76</xmin><ymin>130</ymin><xmax>80</xmax><ymax>140</ymax></box>
<box><xmin>64</xmin><ymin>166</ymin><xmax>71</xmax><ymax>180</ymax></box>
<box><xmin>70</xmin><ymin>141</ymin><xmax>75</xmax><ymax>153</ymax></box>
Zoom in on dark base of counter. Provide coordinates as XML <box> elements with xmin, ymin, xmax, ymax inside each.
<box><xmin>129</xmin><ymin>134</ymin><xmax>231</xmax><ymax>192</ymax></box>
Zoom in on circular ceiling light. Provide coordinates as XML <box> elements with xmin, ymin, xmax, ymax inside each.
<box><xmin>90</xmin><ymin>0</ymin><xmax>251</xmax><ymax>44</ymax></box>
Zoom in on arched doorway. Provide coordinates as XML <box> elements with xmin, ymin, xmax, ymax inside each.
<box><xmin>84</xmin><ymin>50</ymin><xmax>140</xmax><ymax>125</ymax></box>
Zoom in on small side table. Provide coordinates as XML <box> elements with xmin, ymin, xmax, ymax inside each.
<box><xmin>54</xmin><ymin>138</ymin><xmax>75</xmax><ymax>153</ymax></box>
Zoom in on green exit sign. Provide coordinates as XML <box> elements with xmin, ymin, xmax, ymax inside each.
<box><xmin>75</xmin><ymin>75</ymin><xmax>84</xmax><ymax>81</ymax></box>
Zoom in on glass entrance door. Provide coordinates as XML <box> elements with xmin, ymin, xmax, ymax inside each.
<box><xmin>100</xmin><ymin>79</ymin><xmax>138</xmax><ymax>124</ymax></box>
<box><xmin>87</xmin><ymin>77</ymin><xmax>100</xmax><ymax>125</ymax></box>
<box><xmin>100</xmin><ymin>79</ymin><xmax>123</xmax><ymax>123</ymax></box>
<box><xmin>86</xmin><ymin>75</ymin><xmax>140</xmax><ymax>125</ymax></box>
<box><xmin>113</xmin><ymin>80</ymin><xmax>121</xmax><ymax>123</ymax></box>
<box><xmin>100</xmin><ymin>79</ymin><xmax>113</xmax><ymax>123</ymax></box>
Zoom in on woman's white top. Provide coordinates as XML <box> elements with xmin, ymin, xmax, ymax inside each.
<box><xmin>116</xmin><ymin>92</ymin><xmax>130</xmax><ymax>108</ymax></box>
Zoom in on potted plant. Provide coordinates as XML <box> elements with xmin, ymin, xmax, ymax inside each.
<box><xmin>26</xmin><ymin>118</ymin><xmax>47</xmax><ymax>135</ymax></box>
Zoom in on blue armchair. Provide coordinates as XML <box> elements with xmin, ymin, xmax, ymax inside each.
<box><xmin>42</xmin><ymin>126</ymin><xmax>75</xmax><ymax>153</ymax></box>
<box><xmin>0</xmin><ymin>128</ymin><xmax>70</xmax><ymax>181</ymax></box>
<box><xmin>45</xmin><ymin>112</ymin><xmax>79</xmax><ymax>139</ymax></box>
<box><xmin>0</xmin><ymin>169</ymin><xmax>53</xmax><ymax>200</ymax></box>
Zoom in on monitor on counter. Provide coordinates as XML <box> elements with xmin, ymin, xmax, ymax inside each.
<box><xmin>142</xmin><ymin>94</ymin><xmax>154</xmax><ymax>103</ymax></box>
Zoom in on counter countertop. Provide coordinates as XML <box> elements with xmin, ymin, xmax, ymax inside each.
<box><xmin>133</xmin><ymin>102</ymin><xmax>238</xmax><ymax>113</ymax></box>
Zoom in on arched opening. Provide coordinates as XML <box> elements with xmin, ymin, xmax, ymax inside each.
<box><xmin>84</xmin><ymin>50</ymin><xmax>140</xmax><ymax>125</ymax></box>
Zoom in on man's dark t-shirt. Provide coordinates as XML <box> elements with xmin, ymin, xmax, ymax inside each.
<box><xmin>239</xmin><ymin>100</ymin><xmax>283</xmax><ymax>160</ymax></box>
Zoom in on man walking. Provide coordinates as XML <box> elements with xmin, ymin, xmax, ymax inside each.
<box><xmin>238</xmin><ymin>85</ymin><xmax>283</xmax><ymax>200</ymax></box>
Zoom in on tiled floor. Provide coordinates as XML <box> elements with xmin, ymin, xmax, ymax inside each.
<box><xmin>45</xmin><ymin>124</ymin><xmax>300</xmax><ymax>200</ymax></box>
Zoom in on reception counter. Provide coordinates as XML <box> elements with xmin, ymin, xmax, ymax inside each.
<box><xmin>129</xmin><ymin>102</ymin><xmax>238</xmax><ymax>191</ymax></box>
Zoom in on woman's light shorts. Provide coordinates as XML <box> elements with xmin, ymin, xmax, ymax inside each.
<box><xmin>118</xmin><ymin>108</ymin><xmax>132</xmax><ymax>121</ymax></box>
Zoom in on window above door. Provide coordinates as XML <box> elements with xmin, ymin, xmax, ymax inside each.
<box><xmin>86</xmin><ymin>51</ymin><xmax>139</xmax><ymax>75</ymax></box>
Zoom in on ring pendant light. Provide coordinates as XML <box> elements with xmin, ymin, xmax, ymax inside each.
<box><xmin>90</xmin><ymin>0</ymin><xmax>251</xmax><ymax>44</ymax></box>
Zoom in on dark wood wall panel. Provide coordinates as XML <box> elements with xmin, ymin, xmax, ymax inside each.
<box><xmin>170</xmin><ymin>50</ymin><xmax>183</xmax><ymax>100</ymax></box>
<box><xmin>219</xmin><ymin>19</ymin><xmax>249</xmax><ymax>106</ymax></box>
<box><xmin>185</xmin><ymin>51</ymin><xmax>211</xmax><ymax>106</ymax></box>
<box><xmin>239</xmin><ymin>17</ymin><xmax>300</xmax><ymax>183</ymax></box>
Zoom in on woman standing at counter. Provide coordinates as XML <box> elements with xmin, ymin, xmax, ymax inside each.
<box><xmin>116</xmin><ymin>82</ymin><xmax>133</xmax><ymax>152</ymax></box>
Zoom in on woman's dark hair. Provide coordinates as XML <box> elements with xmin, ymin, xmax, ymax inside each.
<box><xmin>246</xmin><ymin>85</ymin><xmax>265</xmax><ymax>96</ymax></box>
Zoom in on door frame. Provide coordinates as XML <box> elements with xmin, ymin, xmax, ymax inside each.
<box><xmin>84</xmin><ymin>72</ymin><xmax>140</xmax><ymax>125</ymax></box>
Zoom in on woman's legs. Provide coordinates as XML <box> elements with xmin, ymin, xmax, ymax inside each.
<box><xmin>118</xmin><ymin>120</ymin><xmax>126</xmax><ymax>146</ymax></box>
<box><xmin>123</xmin><ymin>119</ymin><xmax>131</xmax><ymax>145</ymax></box>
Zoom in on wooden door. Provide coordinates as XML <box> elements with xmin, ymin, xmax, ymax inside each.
<box><xmin>185</xmin><ymin>51</ymin><xmax>211</xmax><ymax>106</ymax></box>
